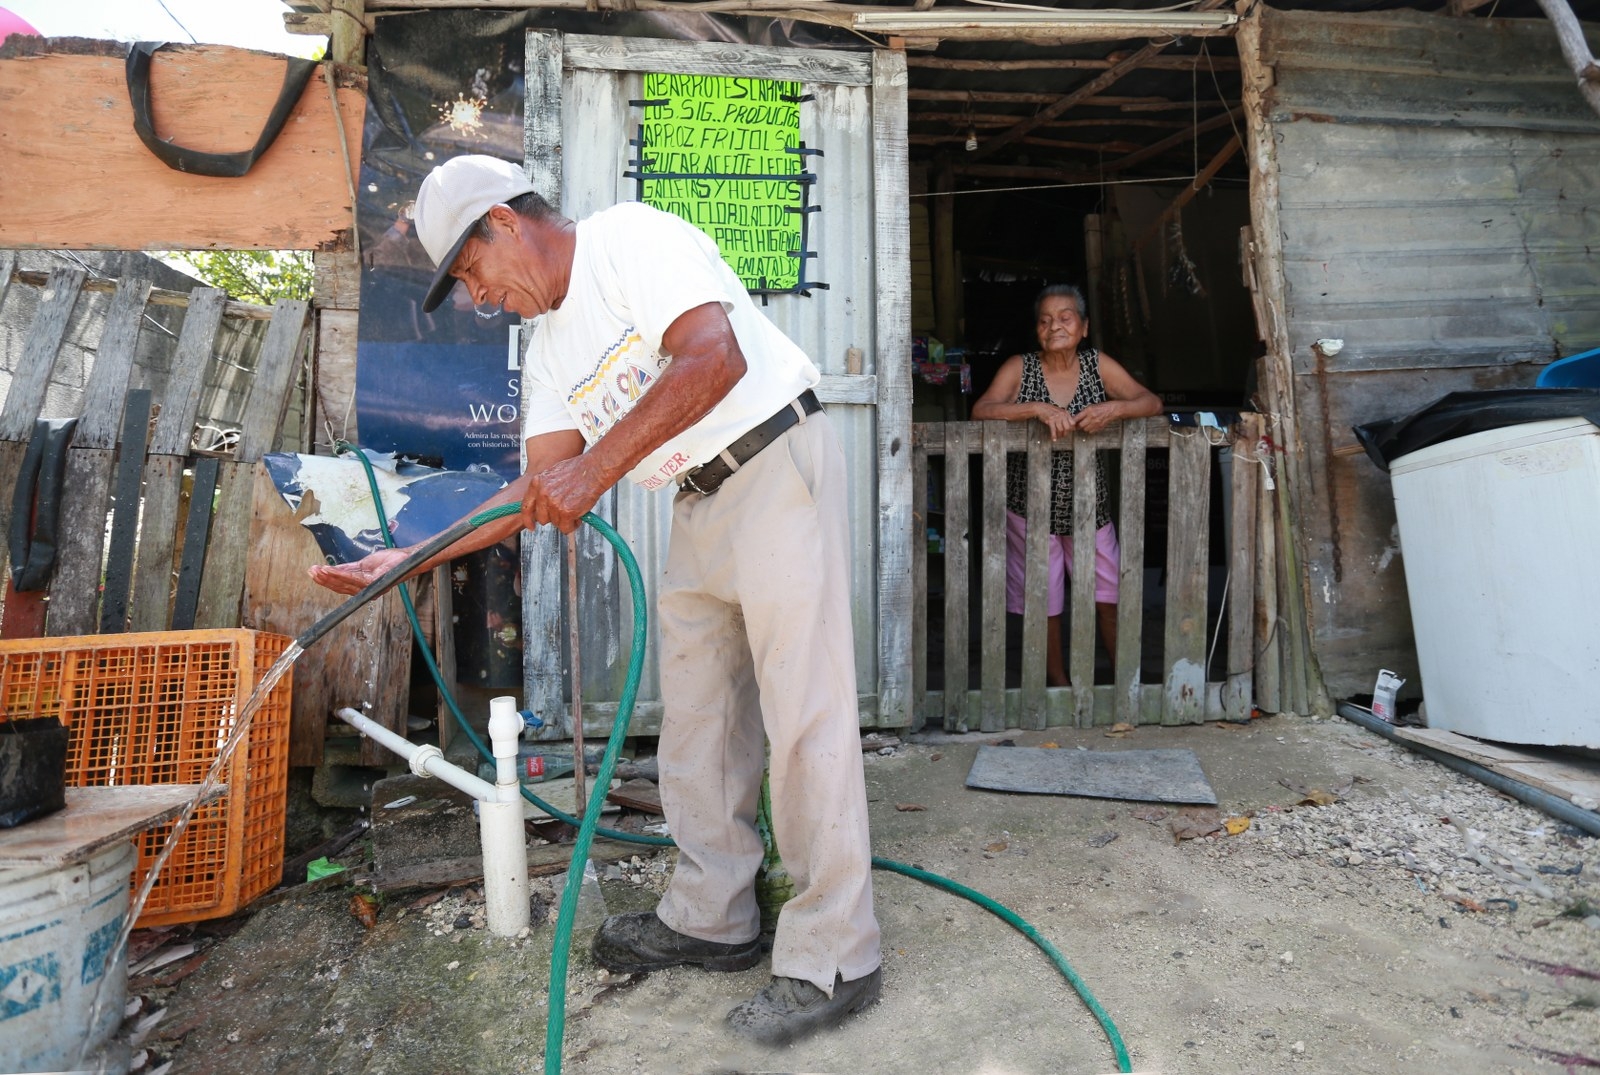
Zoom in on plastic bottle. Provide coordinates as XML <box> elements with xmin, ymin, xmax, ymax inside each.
<box><xmin>572</xmin><ymin>858</ymin><xmax>609</xmax><ymax>931</ymax></box>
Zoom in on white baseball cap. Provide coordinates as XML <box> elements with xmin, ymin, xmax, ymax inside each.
<box><xmin>415</xmin><ymin>155</ymin><xmax>536</xmax><ymax>313</ymax></box>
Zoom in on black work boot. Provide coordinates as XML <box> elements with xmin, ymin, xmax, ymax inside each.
<box><xmin>590</xmin><ymin>911</ymin><xmax>762</xmax><ymax>973</ymax></box>
<box><xmin>725</xmin><ymin>967</ymin><xmax>883</xmax><ymax>1046</ymax></box>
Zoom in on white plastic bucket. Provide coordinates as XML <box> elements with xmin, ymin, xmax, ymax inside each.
<box><xmin>0</xmin><ymin>840</ymin><xmax>134</xmax><ymax>1073</ymax></box>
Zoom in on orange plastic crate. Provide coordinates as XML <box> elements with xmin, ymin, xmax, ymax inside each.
<box><xmin>0</xmin><ymin>629</ymin><xmax>293</xmax><ymax>926</ymax></box>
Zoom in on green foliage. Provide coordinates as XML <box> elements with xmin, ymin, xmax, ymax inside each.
<box><xmin>162</xmin><ymin>250</ymin><xmax>313</xmax><ymax>306</ymax></box>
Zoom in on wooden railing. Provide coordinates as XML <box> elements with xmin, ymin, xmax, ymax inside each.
<box><xmin>911</xmin><ymin>413</ymin><xmax>1267</xmax><ymax>731</ymax></box>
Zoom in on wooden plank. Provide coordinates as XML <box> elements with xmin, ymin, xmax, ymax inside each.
<box><xmin>0</xmin><ymin>267</ymin><xmax>84</xmax><ymax>443</ymax></box>
<box><xmin>521</xmin><ymin>29</ymin><xmax>566</xmax><ymax>729</ymax></box>
<box><xmin>240</xmin><ymin>465</ymin><xmax>412</xmax><ymax>768</ymax></box>
<box><xmin>562</xmin><ymin>34</ymin><xmax>873</xmax><ymax>85</ymax></box>
<box><xmin>126</xmin><ymin>288</ymin><xmax>229</xmax><ymax>631</ymax></box>
<box><xmin>131</xmin><ymin>287</ymin><xmax>244</xmax><ymax>630</ymax></box>
<box><xmin>236</xmin><ymin>301</ymin><xmax>310</xmax><ymax>462</ymax></box>
<box><xmin>72</xmin><ymin>277</ymin><xmax>152</xmax><ymax>449</ymax></box>
<box><xmin>127</xmin><ymin>455</ymin><xmax>186</xmax><ymax>633</ymax></box>
<box><xmin>0</xmin><ymin>785</ymin><xmax>216</xmax><ymax>869</ymax></box>
<box><xmin>978</xmin><ymin>420</ymin><xmax>1007</xmax><ymax>732</ymax></box>
<box><xmin>525</xmin><ymin>30</ymin><xmax>564</xmax><ymax>202</ymax></box>
<box><xmin>170</xmin><ymin>456</ymin><xmax>220</xmax><ymax>631</ymax></box>
<box><xmin>0</xmin><ymin>268</ymin><xmax>82</xmax><ymax>601</ymax></box>
<box><xmin>1019</xmin><ymin>423</ymin><xmax>1051</xmax><ymax>729</ymax></box>
<box><xmin>1114</xmin><ymin>420</ymin><xmax>1148</xmax><ymax>725</ymax></box>
<box><xmin>313</xmin><ymin>308</ymin><xmax>359</xmax><ymax>453</ymax></box>
<box><xmin>1393</xmin><ymin>727</ymin><xmax>1600</xmax><ymax>804</ymax></box>
<box><xmin>312</xmin><ymin>251</ymin><xmax>360</xmax><ymax>310</ymax></box>
<box><xmin>431</xmin><ymin>564</ymin><xmax>458</xmax><ymax>755</ymax></box>
<box><xmin>46</xmin><ymin>448</ymin><xmax>114</xmax><ymax>634</ymax></box>
<box><xmin>194</xmin><ymin>302</ymin><xmax>309</xmax><ymax>629</ymax></box>
<box><xmin>911</xmin><ymin>425</ymin><xmax>929</xmax><ymax>732</ymax></box>
<box><xmin>814</xmin><ymin>373</ymin><xmax>878</xmax><ymax>406</ymax></box>
<box><xmin>150</xmin><ymin>288</ymin><xmax>227</xmax><ymax>456</ymax></box>
<box><xmin>869</xmin><ymin>50</ymin><xmax>914</xmax><ymax>726</ymax></box>
<box><xmin>192</xmin><ymin>461</ymin><xmax>254</xmax><ymax>629</ymax></box>
<box><xmin>942</xmin><ymin>424</ymin><xmax>970</xmax><ymax>731</ymax></box>
<box><xmin>1224</xmin><ymin>418</ymin><xmax>1261</xmax><ymax>719</ymax></box>
<box><xmin>0</xmin><ymin>44</ymin><xmax>365</xmax><ymax>250</ymax></box>
<box><xmin>1162</xmin><ymin>430</ymin><xmax>1210</xmax><ymax>724</ymax></box>
<box><xmin>99</xmin><ymin>390</ymin><xmax>152</xmax><ymax>633</ymax></box>
<box><xmin>1253</xmin><ymin>426</ymin><xmax>1282</xmax><ymax>714</ymax></box>
<box><xmin>1068</xmin><ymin>435</ymin><xmax>1097</xmax><ymax>727</ymax></box>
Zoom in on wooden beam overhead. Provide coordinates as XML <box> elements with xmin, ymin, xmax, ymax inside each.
<box><xmin>967</xmin><ymin>0</ymin><xmax>1232</xmax><ymax>162</ymax></box>
<box><xmin>1102</xmin><ymin>106</ymin><xmax>1242</xmax><ymax>173</ymax></box>
<box><xmin>912</xmin><ymin>110</ymin><xmax>1188</xmax><ymax>130</ymax></box>
<box><xmin>1132</xmin><ymin>132</ymin><xmax>1243</xmax><ymax>251</ymax></box>
<box><xmin>908</xmin><ymin>55</ymin><xmax>1239</xmax><ymax>73</ymax></box>
<box><xmin>909</xmin><ymin>133</ymin><xmax>1145</xmax><ymax>155</ymax></box>
<box><xmin>909</xmin><ymin>88</ymin><xmax>1231</xmax><ymax>112</ymax></box>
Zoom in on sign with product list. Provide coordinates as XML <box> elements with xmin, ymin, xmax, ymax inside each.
<box><xmin>635</xmin><ymin>73</ymin><xmax>808</xmax><ymax>292</ymax></box>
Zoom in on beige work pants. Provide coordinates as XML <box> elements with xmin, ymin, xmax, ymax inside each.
<box><xmin>653</xmin><ymin>411</ymin><xmax>882</xmax><ymax>995</ymax></box>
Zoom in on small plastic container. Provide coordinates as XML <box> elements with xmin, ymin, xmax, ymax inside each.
<box><xmin>1371</xmin><ymin>669</ymin><xmax>1405</xmax><ymax>724</ymax></box>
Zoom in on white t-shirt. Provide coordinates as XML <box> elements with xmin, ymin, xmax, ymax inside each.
<box><xmin>520</xmin><ymin>202</ymin><xmax>820</xmax><ymax>490</ymax></box>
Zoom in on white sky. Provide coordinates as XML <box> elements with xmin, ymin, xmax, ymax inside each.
<box><xmin>2</xmin><ymin>0</ymin><xmax>324</xmax><ymax>57</ymax></box>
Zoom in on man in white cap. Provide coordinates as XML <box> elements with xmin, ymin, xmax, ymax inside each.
<box><xmin>310</xmin><ymin>154</ymin><xmax>882</xmax><ymax>1046</ymax></box>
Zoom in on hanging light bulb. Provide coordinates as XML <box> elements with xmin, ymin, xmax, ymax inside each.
<box><xmin>965</xmin><ymin>126</ymin><xmax>978</xmax><ymax>152</ymax></box>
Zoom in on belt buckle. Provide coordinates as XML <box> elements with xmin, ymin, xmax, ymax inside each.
<box><xmin>681</xmin><ymin>466</ymin><xmax>715</xmax><ymax>497</ymax></box>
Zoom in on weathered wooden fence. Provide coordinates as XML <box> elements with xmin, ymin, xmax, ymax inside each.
<box><xmin>912</xmin><ymin>413</ymin><xmax>1269</xmax><ymax>731</ymax></box>
<box><xmin>0</xmin><ymin>260</ymin><xmax>308</xmax><ymax>637</ymax></box>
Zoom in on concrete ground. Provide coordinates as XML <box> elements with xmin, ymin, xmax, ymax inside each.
<box><xmin>136</xmin><ymin>711</ymin><xmax>1600</xmax><ymax>1075</ymax></box>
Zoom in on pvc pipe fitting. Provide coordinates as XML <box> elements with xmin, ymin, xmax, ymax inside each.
<box><xmin>487</xmin><ymin>695</ymin><xmax>523</xmax><ymax>791</ymax></box>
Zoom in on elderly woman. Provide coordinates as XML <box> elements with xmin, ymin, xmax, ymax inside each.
<box><xmin>970</xmin><ymin>284</ymin><xmax>1161</xmax><ymax>687</ymax></box>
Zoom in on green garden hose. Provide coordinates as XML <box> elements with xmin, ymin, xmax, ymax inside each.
<box><xmin>330</xmin><ymin>447</ymin><xmax>1131</xmax><ymax>1075</ymax></box>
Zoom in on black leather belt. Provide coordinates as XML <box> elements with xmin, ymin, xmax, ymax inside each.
<box><xmin>680</xmin><ymin>390</ymin><xmax>823</xmax><ymax>497</ymax></box>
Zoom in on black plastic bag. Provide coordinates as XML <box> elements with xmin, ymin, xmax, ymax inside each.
<box><xmin>0</xmin><ymin>718</ymin><xmax>69</xmax><ymax>828</ymax></box>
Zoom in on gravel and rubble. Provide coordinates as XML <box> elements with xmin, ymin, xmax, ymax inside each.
<box><xmin>123</xmin><ymin>712</ymin><xmax>1600</xmax><ymax>1075</ymax></box>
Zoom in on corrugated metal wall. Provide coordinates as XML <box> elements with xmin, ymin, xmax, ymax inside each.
<box><xmin>1260</xmin><ymin>8</ymin><xmax>1600</xmax><ymax>698</ymax></box>
<box><xmin>527</xmin><ymin>35</ymin><xmax>891</xmax><ymax>731</ymax></box>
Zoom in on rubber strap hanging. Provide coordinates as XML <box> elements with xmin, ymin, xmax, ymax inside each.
<box><xmin>125</xmin><ymin>41</ymin><xmax>318</xmax><ymax>177</ymax></box>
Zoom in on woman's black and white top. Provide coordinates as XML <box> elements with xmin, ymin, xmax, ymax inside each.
<box><xmin>1002</xmin><ymin>348</ymin><xmax>1112</xmax><ymax>535</ymax></box>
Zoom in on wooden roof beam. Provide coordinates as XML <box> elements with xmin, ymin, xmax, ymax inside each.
<box><xmin>910</xmin><ymin>133</ymin><xmax>1145</xmax><ymax>155</ymax></box>
<box><xmin>1101</xmin><ymin>106</ymin><xmax>1241</xmax><ymax>173</ymax></box>
<box><xmin>911</xmin><ymin>110</ymin><xmax>1187</xmax><ymax>131</ymax></box>
<box><xmin>909</xmin><ymin>89</ymin><xmax>1232</xmax><ymax>112</ymax></box>
<box><xmin>1132</xmin><ymin>132</ymin><xmax>1242</xmax><ymax>252</ymax></box>
<box><xmin>967</xmin><ymin>0</ymin><xmax>1233</xmax><ymax>162</ymax></box>
<box><xmin>908</xmin><ymin>55</ymin><xmax>1239</xmax><ymax>73</ymax></box>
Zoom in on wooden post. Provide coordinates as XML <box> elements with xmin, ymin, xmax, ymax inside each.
<box><xmin>1162</xmin><ymin>430</ymin><xmax>1210</xmax><ymax>724</ymax></box>
<box><xmin>873</xmin><ymin>47</ymin><xmax>914</xmax><ymax>729</ymax></box>
<box><xmin>932</xmin><ymin>159</ymin><xmax>960</xmax><ymax>350</ymax></box>
<box><xmin>1113</xmin><ymin>420</ymin><xmax>1149</xmax><ymax>724</ymax></box>
<box><xmin>1019</xmin><ymin>423</ymin><xmax>1051</xmax><ymax>728</ymax></box>
<box><xmin>1083</xmin><ymin>213</ymin><xmax>1105</xmax><ymax>353</ymax></box>
<box><xmin>978</xmin><ymin>420</ymin><xmax>1007</xmax><ymax>732</ymax></box>
<box><xmin>1068</xmin><ymin>434</ymin><xmax>1098</xmax><ymax>727</ymax></box>
<box><xmin>942</xmin><ymin>424</ymin><xmax>970</xmax><ymax>731</ymax></box>
<box><xmin>330</xmin><ymin>0</ymin><xmax>367</xmax><ymax>68</ymax></box>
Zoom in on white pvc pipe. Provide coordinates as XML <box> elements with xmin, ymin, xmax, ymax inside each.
<box><xmin>335</xmin><ymin>707</ymin><xmax>499</xmax><ymax>802</ymax></box>
<box><xmin>334</xmin><ymin>703</ymin><xmax>532</xmax><ymax>936</ymax></box>
<box><xmin>482</xmin><ymin>696</ymin><xmax>531</xmax><ymax>935</ymax></box>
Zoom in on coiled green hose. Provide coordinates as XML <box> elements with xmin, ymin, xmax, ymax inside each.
<box><xmin>330</xmin><ymin>448</ymin><xmax>1131</xmax><ymax>1075</ymax></box>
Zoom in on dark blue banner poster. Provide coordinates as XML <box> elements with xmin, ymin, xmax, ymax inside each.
<box><xmin>354</xmin><ymin>14</ymin><xmax>529</xmax><ymax>481</ymax></box>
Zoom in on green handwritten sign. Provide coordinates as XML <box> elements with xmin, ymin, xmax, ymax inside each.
<box><xmin>638</xmin><ymin>73</ymin><xmax>805</xmax><ymax>292</ymax></box>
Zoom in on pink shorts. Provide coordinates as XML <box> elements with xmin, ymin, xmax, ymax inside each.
<box><xmin>1004</xmin><ymin>510</ymin><xmax>1120</xmax><ymax>615</ymax></box>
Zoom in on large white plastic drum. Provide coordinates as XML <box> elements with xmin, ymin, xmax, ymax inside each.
<box><xmin>0</xmin><ymin>840</ymin><xmax>135</xmax><ymax>1073</ymax></box>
